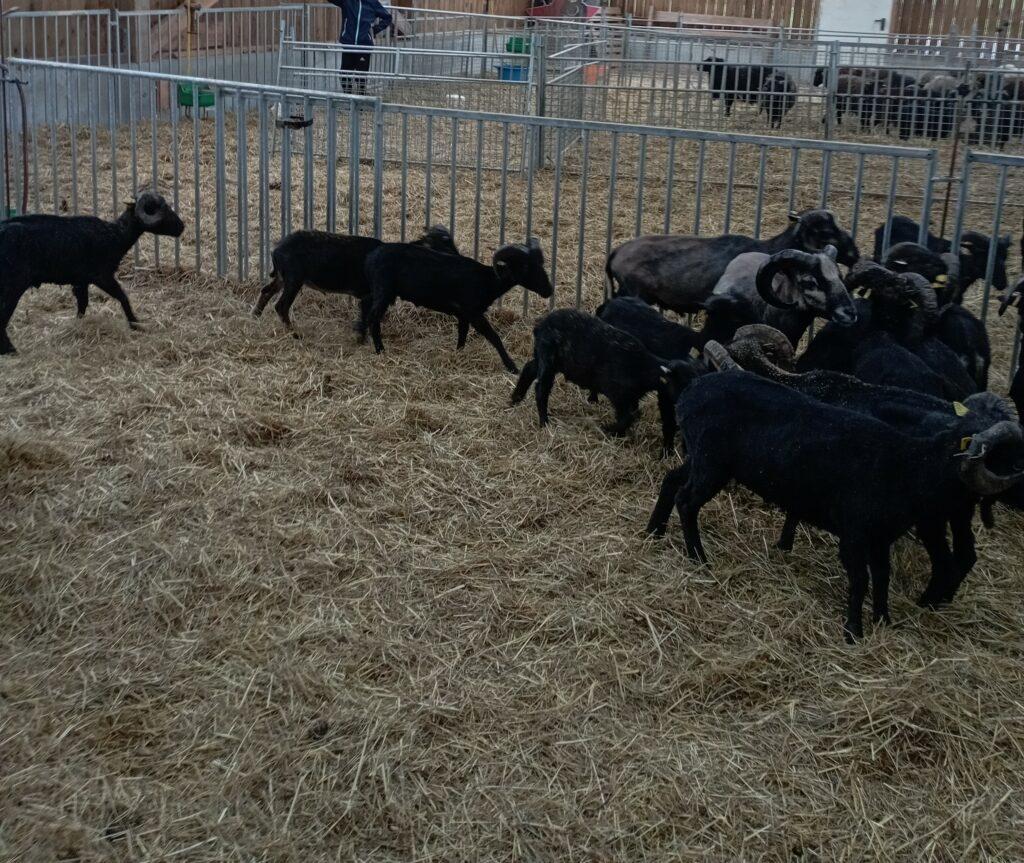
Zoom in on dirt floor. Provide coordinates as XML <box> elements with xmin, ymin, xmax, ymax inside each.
<box><xmin>3</xmin><ymin>96</ymin><xmax>1024</xmax><ymax>860</ymax></box>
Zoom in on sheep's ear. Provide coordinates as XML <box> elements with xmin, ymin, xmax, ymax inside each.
<box><xmin>788</xmin><ymin>211</ymin><xmax>801</xmax><ymax>223</ymax></box>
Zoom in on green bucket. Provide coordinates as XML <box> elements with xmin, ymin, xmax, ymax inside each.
<box><xmin>177</xmin><ymin>83</ymin><xmax>216</xmax><ymax>108</ymax></box>
<box><xmin>505</xmin><ymin>36</ymin><xmax>532</xmax><ymax>54</ymax></box>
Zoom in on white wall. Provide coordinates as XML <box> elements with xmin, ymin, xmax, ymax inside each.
<box><xmin>816</xmin><ymin>0</ymin><xmax>892</xmax><ymax>40</ymax></box>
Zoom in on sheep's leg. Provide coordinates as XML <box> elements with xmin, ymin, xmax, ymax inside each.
<box><xmin>273</xmin><ymin>279</ymin><xmax>303</xmax><ymax>334</ymax></box>
<box><xmin>0</xmin><ymin>285</ymin><xmax>28</xmax><ymax>355</ymax></box>
<box><xmin>868</xmin><ymin>542</ymin><xmax>893</xmax><ymax>626</ymax></box>
<box><xmin>655</xmin><ymin>387</ymin><xmax>678</xmax><ymax>457</ymax></box>
<box><xmin>252</xmin><ymin>274</ymin><xmax>282</xmax><ymax>317</ymax></box>
<box><xmin>603</xmin><ymin>400</ymin><xmax>638</xmax><ymax>437</ymax></box>
<box><xmin>73</xmin><ymin>284</ymin><xmax>89</xmax><ymax>318</ymax></box>
<box><xmin>776</xmin><ymin>513</ymin><xmax>799</xmax><ymax>552</ymax></box>
<box><xmin>456</xmin><ymin>318</ymin><xmax>469</xmax><ymax>350</ymax></box>
<box><xmin>354</xmin><ymin>294</ymin><xmax>373</xmax><ymax>342</ymax></box>
<box><xmin>94</xmin><ymin>276</ymin><xmax>140</xmax><ymax>329</ymax></box>
<box><xmin>915</xmin><ymin>518</ymin><xmax>957</xmax><ymax>609</ymax></box>
<box><xmin>945</xmin><ymin>506</ymin><xmax>978</xmax><ymax>603</ymax></box>
<box><xmin>838</xmin><ymin>537</ymin><xmax>869</xmax><ymax>643</ymax></box>
<box><xmin>534</xmin><ymin>362</ymin><xmax>556</xmax><ymax>427</ymax></box>
<box><xmin>470</xmin><ymin>315</ymin><xmax>518</xmax><ymax>373</ymax></box>
<box><xmin>364</xmin><ymin>290</ymin><xmax>396</xmax><ymax>355</ymax></box>
<box><xmin>646</xmin><ymin>463</ymin><xmax>688</xmax><ymax>537</ymax></box>
<box><xmin>675</xmin><ymin>465</ymin><xmax>728</xmax><ymax>564</ymax></box>
<box><xmin>509</xmin><ymin>359</ymin><xmax>537</xmax><ymax>405</ymax></box>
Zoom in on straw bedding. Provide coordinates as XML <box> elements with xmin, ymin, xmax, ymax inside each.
<box><xmin>2</xmin><ymin>115</ymin><xmax>1024</xmax><ymax>862</ymax></box>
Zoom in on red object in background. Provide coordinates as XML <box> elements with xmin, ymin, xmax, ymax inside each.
<box><xmin>525</xmin><ymin>0</ymin><xmax>600</xmax><ymax>19</ymax></box>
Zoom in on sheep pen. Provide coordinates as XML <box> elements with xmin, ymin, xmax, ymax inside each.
<box><xmin>3</xmin><ymin>113</ymin><xmax>1024</xmax><ymax>861</ymax></box>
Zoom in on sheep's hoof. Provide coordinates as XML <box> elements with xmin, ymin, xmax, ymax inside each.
<box><xmin>128</xmin><ymin>321</ymin><xmax>145</xmax><ymax>331</ymax></box>
<box><xmin>76</xmin><ymin>312</ymin><xmax>86</xmax><ymax>320</ymax></box>
<box><xmin>250</xmin><ymin>306</ymin><xmax>263</xmax><ymax>318</ymax></box>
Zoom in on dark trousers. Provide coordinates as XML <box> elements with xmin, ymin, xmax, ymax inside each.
<box><xmin>341</xmin><ymin>49</ymin><xmax>371</xmax><ymax>95</ymax></box>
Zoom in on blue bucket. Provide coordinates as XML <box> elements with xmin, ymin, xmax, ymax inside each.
<box><xmin>498</xmin><ymin>63</ymin><xmax>528</xmax><ymax>82</ymax></box>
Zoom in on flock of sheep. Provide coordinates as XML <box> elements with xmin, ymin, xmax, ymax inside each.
<box><xmin>701</xmin><ymin>56</ymin><xmax>1024</xmax><ymax>143</ymax></box>
<box><xmin>2</xmin><ymin>192</ymin><xmax>1023</xmax><ymax>643</ymax></box>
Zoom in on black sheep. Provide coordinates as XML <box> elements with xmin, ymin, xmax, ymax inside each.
<box><xmin>363</xmin><ymin>238</ymin><xmax>553</xmax><ymax>372</ymax></box>
<box><xmin>252</xmin><ymin>225</ymin><xmax>458</xmax><ymax>334</ymax></box>
<box><xmin>0</xmin><ymin>193</ymin><xmax>185</xmax><ymax>355</ymax></box>
<box><xmin>649</xmin><ymin>370</ymin><xmax>1024</xmax><ymax>641</ymax></box>
<box><xmin>700</xmin><ymin>56</ymin><xmax>774</xmax><ymax>116</ymax></box>
<box><xmin>510</xmin><ymin>309</ymin><xmax>700</xmax><ymax>454</ymax></box>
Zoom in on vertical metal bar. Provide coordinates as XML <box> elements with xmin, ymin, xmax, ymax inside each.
<box><xmin>259</xmin><ymin>93</ymin><xmax>270</xmax><ymax>280</ymax></box>
<box><xmin>850</xmin><ymin>153</ymin><xmax>866</xmax><ymax>243</ymax></box>
<box><xmin>326</xmin><ymin>99</ymin><xmax>337</xmax><ymax>233</ymax></box>
<box><xmin>170</xmin><ymin>85</ymin><xmax>180</xmax><ymax>268</ymax></box>
<box><xmin>723</xmin><ymin>141</ymin><xmax>736</xmax><ymax>234</ymax></box>
<box><xmin>215</xmin><ymin>87</ymin><xmax>227</xmax><ymax>278</ymax></box>
<box><xmin>576</xmin><ymin>129</ymin><xmax>590</xmax><ymax>309</ymax></box>
<box><xmin>523</xmin><ymin>118</ymin><xmax>536</xmax><ymax>315</ymax></box>
<box><xmin>449</xmin><ymin>116</ymin><xmax>458</xmax><ymax>237</ymax></box>
<box><xmin>150</xmin><ymin>74</ymin><xmax>159</xmax><ymax>267</ymax></box>
<box><xmin>550</xmin><ymin>126</ymin><xmax>564</xmax><ymax>309</ymax></box>
<box><xmin>753</xmin><ymin>145</ymin><xmax>767</xmax><ymax>240</ymax></box>
<box><xmin>787</xmin><ymin>148</ymin><xmax>799</xmax><ymax>215</ymax></box>
<box><xmin>303</xmin><ymin>96</ymin><xmax>313</xmax><ymax>230</ymax></box>
<box><xmin>663</xmin><ymin>136</ymin><xmax>676</xmax><ymax>235</ymax></box>
<box><xmin>605</xmin><ymin>132</ymin><xmax>619</xmax><ymax>298</ymax></box>
<box><xmin>881</xmin><ymin>157</ymin><xmax>900</xmax><ymax>255</ymax></box>
<box><xmin>633</xmin><ymin>133</ymin><xmax>646</xmax><ymax>237</ymax></box>
<box><xmin>473</xmin><ymin>118</ymin><xmax>483</xmax><ymax>260</ymax></box>
<box><xmin>399</xmin><ymin>112</ymin><xmax>408</xmax><ymax>242</ymax></box>
<box><xmin>424</xmin><ymin>113</ymin><xmax>433</xmax><ymax>228</ymax></box>
<box><xmin>498</xmin><ymin>122</ymin><xmax>509</xmax><ymax>250</ymax></box>
<box><xmin>693</xmin><ymin>139</ymin><xmax>706</xmax><ymax>234</ymax></box>
<box><xmin>349</xmin><ymin>103</ymin><xmax>360</xmax><ymax>233</ymax></box>
<box><xmin>192</xmin><ymin>83</ymin><xmax>201</xmax><ymax>272</ymax></box>
<box><xmin>980</xmin><ymin>164</ymin><xmax>1009</xmax><ymax>323</ymax></box>
<box><xmin>820</xmin><ymin>150</ymin><xmax>832</xmax><ymax>207</ymax></box>
<box><xmin>237</xmin><ymin>92</ymin><xmax>249</xmax><ymax>281</ymax></box>
<box><xmin>373</xmin><ymin>99</ymin><xmax>384</xmax><ymax>239</ymax></box>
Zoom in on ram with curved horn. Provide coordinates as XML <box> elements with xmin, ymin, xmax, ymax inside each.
<box><xmin>800</xmin><ymin>261</ymin><xmax>979</xmax><ymax>400</ymax></box>
<box><xmin>707</xmin><ymin>244</ymin><xmax>858</xmax><ymax>347</ymax></box>
<box><xmin>705</xmin><ymin>324</ymin><xmax>1019</xmax><ymax>606</ymax></box>
<box><xmin>647</xmin><ymin>369</ymin><xmax>1024</xmax><ymax>641</ymax></box>
<box><xmin>0</xmin><ymin>190</ymin><xmax>185</xmax><ymax>354</ymax></box>
<box><xmin>605</xmin><ymin>208</ymin><xmax>860</xmax><ymax>316</ymax></box>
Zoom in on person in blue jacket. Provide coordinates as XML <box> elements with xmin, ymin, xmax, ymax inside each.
<box><xmin>328</xmin><ymin>0</ymin><xmax>393</xmax><ymax>94</ymax></box>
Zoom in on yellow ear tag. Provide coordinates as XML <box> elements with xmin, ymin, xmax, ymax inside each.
<box><xmin>960</xmin><ymin>436</ymin><xmax>972</xmax><ymax>452</ymax></box>
<box><xmin>953</xmin><ymin>401</ymin><xmax>969</xmax><ymax>417</ymax></box>
<box><xmin>933</xmin><ymin>274</ymin><xmax>948</xmax><ymax>288</ymax></box>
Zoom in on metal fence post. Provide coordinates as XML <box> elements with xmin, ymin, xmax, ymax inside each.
<box><xmin>824</xmin><ymin>41</ymin><xmax>839</xmax><ymax>140</ymax></box>
<box><xmin>532</xmin><ymin>36</ymin><xmax>546</xmax><ymax>173</ymax></box>
<box><xmin>373</xmin><ymin>97</ymin><xmax>384</xmax><ymax>239</ymax></box>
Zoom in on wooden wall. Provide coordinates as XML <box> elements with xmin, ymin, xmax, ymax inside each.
<box><xmin>892</xmin><ymin>0</ymin><xmax>1024</xmax><ymax>38</ymax></box>
<box><xmin>615</xmin><ymin>0</ymin><xmax>821</xmax><ymax>30</ymax></box>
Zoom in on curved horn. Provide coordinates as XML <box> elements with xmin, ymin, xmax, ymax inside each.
<box><xmin>728</xmin><ymin>324</ymin><xmax>797</xmax><ymax>375</ymax></box>
<box><xmin>134</xmin><ymin>195</ymin><xmax>164</xmax><ymax>228</ymax></box>
<box><xmin>902</xmin><ymin>272</ymin><xmax>939</xmax><ymax>322</ymax></box>
<box><xmin>755</xmin><ymin>249</ymin><xmax>816</xmax><ymax>309</ymax></box>
<box><xmin>703</xmin><ymin>340</ymin><xmax>740</xmax><ymax>371</ymax></box>
<box><xmin>845</xmin><ymin>260</ymin><xmax>903</xmax><ymax>297</ymax></box>
<box><xmin>998</xmin><ymin>278</ymin><xmax>1024</xmax><ymax>316</ymax></box>
<box><xmin>959</xmin><ymin>421</ymin><xmax>1024</xmax><ymax>496</ymax></box>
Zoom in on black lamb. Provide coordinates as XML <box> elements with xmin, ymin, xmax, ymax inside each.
<box><xmin>252</xmin><ymin>225</ymin><xmax>458</xmax><ymax>334</ymax></box>
<box><xmin>363</xmin><ymin>238</ymin><xmax>553</xmax><ymax>372</ymax></box>
<box><xmin>0</xmin><ymin>192</ymin><xmax>185</xmax><ymax>355</ymax></box>
<box><xmin>510</xmin><ymin>309</ymin><xmax>700</xmax><ymax>455</ymax></box>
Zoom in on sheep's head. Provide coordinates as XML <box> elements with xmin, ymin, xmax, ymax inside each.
<box><xmin>700</xmin><ymin>55</ymin><xmax>722</xmax><ymax>73</ymax></box>
<box><xmin>958</xmin><ymin>231</ymin><xmax>1010</xmax><ymax>293</ymax></box>
<box><xmin>846</xmin><ymin>260</ymin><xmax>938</xmax><ymax>338</ymax></box>
<box><xmin>657</xmin><ymin>358</ymin><xmax>702</xmax><ymax>400</ymax></box>
<box><xmin>493</xmin><ymin>238</ymin><xmax>553</xmax><ymax>299</ymax></box>
<box><xmin>788</xmin><ymin>209</ymin><xmax>859</xmax><ymax>265</ymax></box>
<box><xmin>998</xmin><ymin>275</ymin><xmax>1024</xmax><ymax>319</ymax></box>
<box><xmin>128</xmin><ymin>192</ymin><xmax>184</xmax><ymax>238</ymax></box>
<box><xmin>957</xmin><ymin>421</ymin><xmax>1024</xmax><ymax>497</ymax></box>
<box><xmin>881</xmin><ymin>242</ymin><xmax>957</xmax><ymax>304</ymax></box>
<box><xmin>414</xmin><ymin>224</ymin><xmax>460</xmax><ymax>256</ymax></box>
<box><xmin>725</xmin><ymin>324</ymin><xmax>796</xmax><ymax>373</ymax></box>
<box><xmin>755</xmin><ymin>246</ymin><xmax>858</xmax><ymax>327</ymax></box>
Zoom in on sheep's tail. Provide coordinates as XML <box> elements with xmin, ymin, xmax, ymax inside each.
<box><xmin>604</xmin><ymin>250</ymin><xmax>620</xmax><ymax>299</ymax></box>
